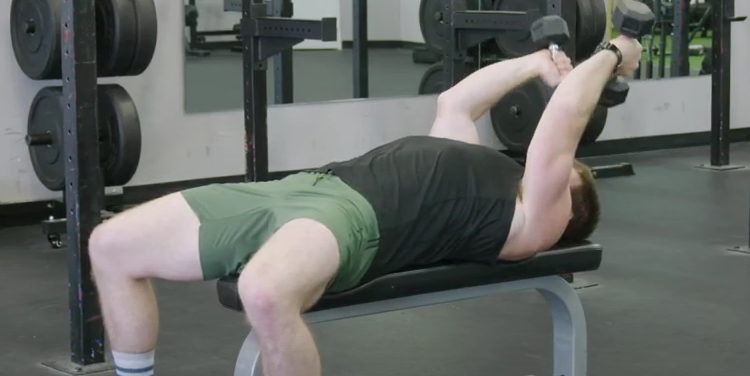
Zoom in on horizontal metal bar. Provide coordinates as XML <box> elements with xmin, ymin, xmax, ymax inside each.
<box><xmin>242</xmin><ymin>17</ymin><xmax>337</xmax><ymax>41</ymax></box>
<box><xmin>303</xmin><ymin>276</ymin><xmax>573</xmax><ymax>324</ymax></box>
<box><xmin>41</xmin><ymin>208</ymin><xmax>119</xmax><ymax>236</ymax></box>
<box><xmin>196</xmin><ymin>40</ymin><xmax>242</xmax><ymax>50</ymax></box>
<box><xmin>453</xmin><ymin>10</ymin><xmax>538</xmax><ymax>31</ymax></box>
<box><xmin>196</xmin><ymin>30</ymin><xmax>239</xmax><ymax>37</ymax></box>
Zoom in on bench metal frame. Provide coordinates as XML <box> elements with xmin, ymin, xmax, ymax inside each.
<box><xmin>232</xmin><ymin>275</ymin><xmax>587</xmax><ymax>376</ymax></box>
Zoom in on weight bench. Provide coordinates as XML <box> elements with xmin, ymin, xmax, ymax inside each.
<box><xmin>216</xmin><ymin>241</ymin><xmax>602</xmax><ymax>376</ymax></box>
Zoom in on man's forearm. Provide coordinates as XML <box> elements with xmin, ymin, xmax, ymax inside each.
<box><xmin>438</xmin><ymin>52</ymin><xmax>543</xmax><ymax>121</ymax></box>
<box><xmin>529</xmin><ymin>50</ymin><xmax>619</xmax><ymax>156</ymax></box>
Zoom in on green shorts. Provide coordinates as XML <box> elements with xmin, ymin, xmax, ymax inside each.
<box><xmin>180</xmin><ymin>172</ymin><xmax>380</xmax><ymax>293</ymax></box>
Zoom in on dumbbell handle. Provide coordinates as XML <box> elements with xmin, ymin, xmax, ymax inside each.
<box><xmin>548</xmin><ymin>42</ymin><xmax>559</xmax><ymax>58</ymax></box>
<box><xmin>26</xmin><ymin>132</ymin><xmax>53</xmax><ymax>146</ymax></box>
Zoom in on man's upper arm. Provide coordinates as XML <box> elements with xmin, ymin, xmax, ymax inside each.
<box><xmin>519</xmin><ymin>105</ymin><xmax>580</xmax><ymax>248</ymax></box>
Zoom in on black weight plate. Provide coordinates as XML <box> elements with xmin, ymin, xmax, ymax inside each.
<box><xmin>420</xmin><ymin>0</ymin><xmax>448</xmax><ymax>53</ymax></box>
<box><xmin>575</xmin><ymin>0</ymin><xmax>607</xmax><ymax>62</ymax></box>
<box><xmin>10</xmin><ymin>0</ymin><xmax>62</xmax><ymax>80</ymax></box>
<box><xmin>490</xmin><ymin>78</ymin><xmax>551</xmax><ymax>151</ymax></box>
<box><xmin>27</xmin><ymin>87</ymin><xmax>65</xmax><ymax>191</ymax></box>
<box><xmin>493</xmin><ymin>0</ymin><xmax>545</xmax><ymax>58</ymax></box>
<box><xmin>580</xmin><ymin>105</ymin><xmax>607</xmax><ymax>144</ymax></box>
<box><xmin>420</xmin><ymin>0</ymin><xmax>480</xmax><ymax>54</ymax></box>
<box><xmin>96</xmin><ymin>0</ymin><xmax>138</xmax><ymax>77</ymax></box>
<box><xmin>418</xmin><ymin>63</ymin><xmax>445</xmax><ymax>95</ymax></box>
<box><xmin>127</xmin><ymin>0</ymin><xmax>158</xmax><ymax>76</ymax></box>
<box><xmin>98</xmin><ymin>84</ymin><xmax>142</xmax><ymax>186</ymax></box>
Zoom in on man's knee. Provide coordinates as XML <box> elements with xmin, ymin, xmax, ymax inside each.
<box><xmin>237</xmin><ymin>273</ymin><xmax>312</xmax><ymax>331</ymax></box>
<box><xmin>88</xmin><ymin>219</ymin><xmax>129</xmax><ymax>269</ymax></box>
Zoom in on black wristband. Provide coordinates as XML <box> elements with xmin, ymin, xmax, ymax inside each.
<box><xmin>595</xmin><ymin>41</ymin><xmax>623</xmax><ymax>74</ymax></box>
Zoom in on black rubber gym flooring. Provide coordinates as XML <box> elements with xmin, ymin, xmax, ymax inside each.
<box><xmin>2</xmin><ymin>143</ymin><xmax>749</xmax><ymax>375</ymax></box>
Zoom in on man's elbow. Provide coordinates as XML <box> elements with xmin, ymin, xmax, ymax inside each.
<box><xmin>436</xmin><ymin>91</ymin><xmax>463</xmax><ymax>114</ymax></box>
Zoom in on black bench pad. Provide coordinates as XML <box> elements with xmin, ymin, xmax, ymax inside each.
<box><xmin>216</xmin><ymin>241</ymin><xmax>602</xmax><ymax>313</ymax></box>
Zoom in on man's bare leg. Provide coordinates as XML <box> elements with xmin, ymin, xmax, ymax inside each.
<box><xmin>237</xmin><ymin>218</ymin><xmax>340</xmax><ymax>376</ymax></box>
<box><xmin>88</xmin><ymin>193</ymin><xmax>204</xmax><ymax>374</ymax></box>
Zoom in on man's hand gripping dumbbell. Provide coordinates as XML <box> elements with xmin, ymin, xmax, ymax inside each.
<box><xmin>598</xmin><ymin>0</ymin><xmax>656</xmax><ymax>107</ymax></box>
<box><xmin>428</xmin><ymin>15</ymin><xmax>574</xmax><ymax>139</ymax></box>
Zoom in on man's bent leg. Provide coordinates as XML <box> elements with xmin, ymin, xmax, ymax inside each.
<box><xmin>88</xmin><ymin>193</ymin><xmax>203</xmax><ymax>374</ymax></box>
<box><xmin>238</xmin><ymin>218</ymin><xmax>341</xmax><ymax>376</ymax></box>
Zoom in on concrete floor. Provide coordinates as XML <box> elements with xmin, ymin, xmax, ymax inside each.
<box><xmin>1</xmin><ymin>143</ymin><xmax>750</xmax><ymax>375</ymax></box>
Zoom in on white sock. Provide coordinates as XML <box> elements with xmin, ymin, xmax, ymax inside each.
<box><xmin>112</xmin><ymin>350</ymin><xmax>155</xmax><ymax>376</ymax></box>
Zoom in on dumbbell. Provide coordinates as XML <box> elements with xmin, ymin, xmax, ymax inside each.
<box><xmin>599</xmin><ymin>0</ymin><xmax>655</xmax><ymax>108</ymax></box>
<box><xmin>530</xmin><ymin>15</ymin><xmax>570</xmax><ymax>57</ymax></box>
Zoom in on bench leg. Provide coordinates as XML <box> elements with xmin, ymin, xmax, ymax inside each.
<box><xmin>536</xmin><ymin>276</ymin><xmax>588</xmax><ymax>376</ymax></box>
<box><xmin>234</xmin><ymin>330</ymin><xmax>263</xmax><ymax>376</ymax></box>
<box><xmin>231</xmin><ymin>276</ymin><xmax>587</xmax><ymax>376</ymax></box>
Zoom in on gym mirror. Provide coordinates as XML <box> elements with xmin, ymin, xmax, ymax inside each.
<box><xmin>620</xmin><ymin>0</ymin><xmax>713</xmax><ymax>80</ymax></box>
<box><xmin>183</xmin><ymin>0</ymin><xmax>434</xmax><ymax>114</ymax></box>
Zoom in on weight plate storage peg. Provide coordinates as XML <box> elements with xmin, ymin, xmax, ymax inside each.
<box><xmin>10</xmin><ymin>0</ymin><xmax>62</xmax><ymax>80</ymax></box>
<box><xmin>418</xmin><ymin>63</ymin><xmax>446</xmax><ymax>95</ymax></box>
<box><xmin>490</xmin><ymin>78</ymin><xmax>551</xmax><ymax>152</ymax></box>
<box><xmin>493</xmin><ymin>0</ymin><xmax>546</xmax><ymax>58</ymax></box>
<box><xmin>575</xmin><ymin>0</ymin><xmax>608</xmax><ymax>62</ymax></box>
<box><xmin>26</xmin><ymin>85</ymin><xmax>143</xmax><ymax>191</ymax></box>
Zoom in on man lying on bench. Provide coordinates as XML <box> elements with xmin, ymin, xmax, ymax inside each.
<box><xmin>86</xmin><ymin>35</ymin><xmax>642</xmax><ymax>376</ymax></box>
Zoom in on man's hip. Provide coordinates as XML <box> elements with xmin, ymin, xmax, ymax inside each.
<box><xmin>179</xmin><ymin>172</ymin><xmax>380</xmax><ymax>293</ymax></box>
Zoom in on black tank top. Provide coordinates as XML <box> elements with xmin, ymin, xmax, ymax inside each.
<box><xmin>316</xmin><ymin>136</ymin><xmax>523</xmax><ymax>282</ymax></box>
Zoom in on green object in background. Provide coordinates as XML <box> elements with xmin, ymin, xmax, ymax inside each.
<box><xmin>610</xmin><ymin>28</ymin><xmax>712</xmax><ymax>77</ymax></box>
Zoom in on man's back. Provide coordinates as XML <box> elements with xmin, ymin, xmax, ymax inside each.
<box><xmin>317</xmin><ymin>136</ymin><xmax>524</xmax><ymax>280</ymax></box>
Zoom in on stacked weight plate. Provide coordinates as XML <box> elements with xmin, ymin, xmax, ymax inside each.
<box><xmin>11</xmin><ymin>0</ymin><xmax>158</xmax><ymax>190</ymax></box>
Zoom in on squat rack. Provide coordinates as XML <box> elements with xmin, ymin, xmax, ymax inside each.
<box><xmin>43</xmin><ymin>0</ymin><xmax>107</xmax><ymax>373</ymax></box>
<box><xmin>232</xmin><ymin>0</ymin><xmax>337</xmax><ymax>182</ymax></box>
<box><xmin>704</xmin><ymin>0</ymin><xmax>745</xmax><ymax>170</ymax></box>
<box><xmin>39</xmin><ymin>0</ymin><xmax>336</xmax><ymax>372</ymax></box>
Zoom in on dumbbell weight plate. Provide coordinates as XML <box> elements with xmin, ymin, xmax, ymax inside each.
<box><xmin>494</xmin><ymin>0</ymin><xmax>546</xmax><ymax>58</ymax></box>
<box><xmin>490</xmin><ymin>78</ymin><xmax>552</xmax><ymax>151</ymax></box>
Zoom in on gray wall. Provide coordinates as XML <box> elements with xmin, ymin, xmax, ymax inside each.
<box><xmin>1</xmin><ymin>0</ymin><xmax>747</xmax><ymax>204</ymax></box>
